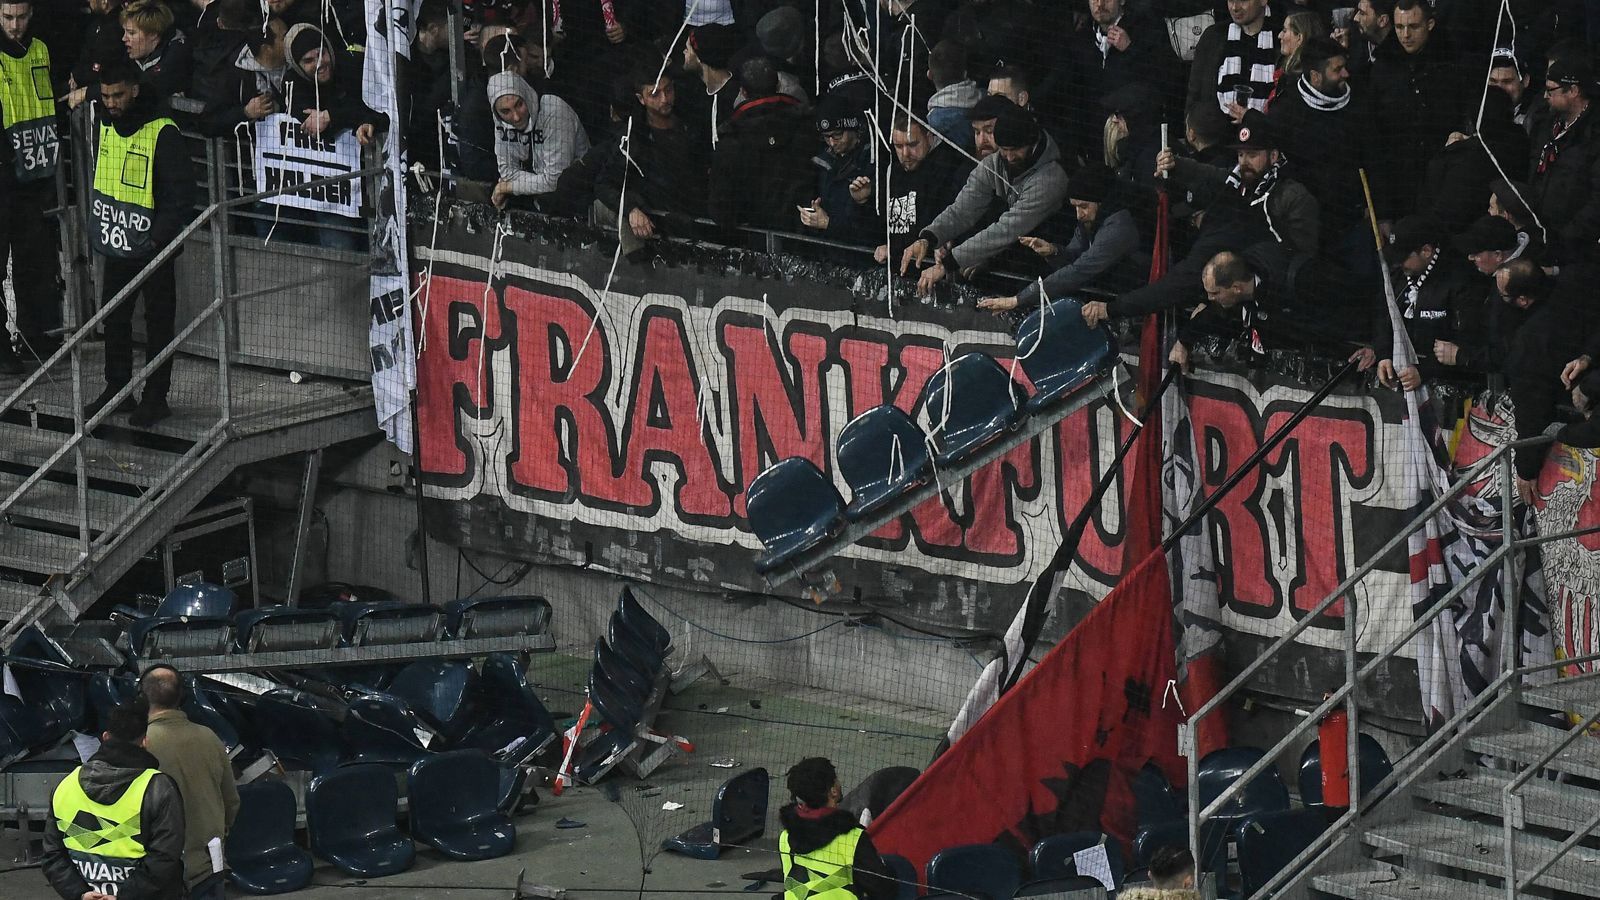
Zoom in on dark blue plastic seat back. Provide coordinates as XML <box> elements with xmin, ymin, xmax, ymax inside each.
<box><xmin>2</xmin><ymin>656</ymin><xmax>87</xmax><ymax>746</ymax></box>
<box><xmin>926</xmin><ymin>843</ymin><xmax>1022</xmax><ymax>900</ymax></box>
<box><xmin>880</xmin><ymin>853</ymin><xmax>919</xmax><ymax>900</ymax></box>
<box><xmin>0</xmin><ymin>694</ymin><xmax>44</xmax><ymax>766</ymax></box>
<box><xmin>253</xmin><ymin>689</ymin><xmax>342</xmax><ymax>775</ymax></box>
<box><xmin>1017</xmin><ymin>297</ymin><xmax>1117</xmax><ymax>411</ymax></box>
<box><xmin>919</xmin><ymin>353</ymin><xmax>1026</xmax><ymax>467</ymax></box>
<box><xmin>618</xmin><ymin>586</ymin><xmax>671</xmax><ymax>655</ymax></box>
<box><xmin>1298</xmin><ymin>732</ymin><xmax>1394</xmax><ymax>805</ymax></box>
<box><xmin>1135</xmin><ymin>819</ymin><xmax>1228</xmax><ymax>884</ymax></box>
<box><xmin>341</xmin><ymin>692</ymin><xmax>429</xmax><ymax>767</ymax></box>
<box><xmin>745</xmin><ymin>457</ymin><xmax>845</xmax><ymax>573</ymax></box>
<box><xmin>388</xmin><ymin>660</ymin><xmax>481</xmax><ymax>744</ymax></box>
<box><xmin>1030</xmin><ymin>831</ymin><xmax>1124</xmax><ymax>884</ymax></box>
<box><xmin>596</xmin><ymin>637</ymin><xmax>651</xmax><ymax>701</ymax></box>
<box><xmin>460</xmin><ymin>653</ymin><xmax>557</xmax><ymax>761</ymax></box>
<box><xmin>442</xmin><ymin>595</ymin><xmax>552</xmax><ymax>640</ymax></box>
<box><xmin>226</xmin><ymin>780</ymin><xmax>314</xmax><ymax>894</ymax></box>
<box><xmin>836</xmin><ymin>405</ymin><xmax>932</xmax><ymax>521</ymax></box>
<box><xmin>407</xmin><ymin>750</ymin><xmax>516</xmax><ymax>860</ymax></box>
<box><xmin>233</xmin><ymin>608</ymin><xmax>339</xmax><ymax>653</ymax></box>
<box><xmin>1237</xmin><ymin>808</ymin><xmax>1330</xmax><ymax>895</ymax></box>
<box><xmin>662</xmin><ymin>767</ymin><xmax>769</xmax><ymax>859</ymax></box>
<box><xmin>607</xmin><ymin>610</ymin><xmax>664</xmax><ymax>678</ymax></box>
<box><xmin>156</xmin><ymin>582</ymin><xmax>237</xmax><ymax>618</ymax></box>
<box><xmin>89</xmin><ymin>673</ymin><xmax>138</xmax><ymax>734</ymax></box>
<box><xmin>588</xmin><ymin>666</ymin><xmax>643</xmax><ymax>731</ymax></box>
<box><xmin>306</xmin><ymin>764</ymin><xmax>415</xmax><ymax>877</ymax></box>
<box><xmin>184</xmin><ymin>678</ymin><xmax>241</xmax><ymax>753</ymax></box>
<box><xmin>1134</xmin><ymin>762</ymin><xmax>1183</xmax><ymax>830</ymax></box>
<box><xmin>1197</xmin><ymin>746</ymin><xmax>1291</xmax><ymax>822</ymax></box>
<box><xmin>335</xmin><ymin>601</ymin><xmax>443</xmax><ymax>646</ymax></box>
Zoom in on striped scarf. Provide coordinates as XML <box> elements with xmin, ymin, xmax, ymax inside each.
<box><xmin>1215</xmin><ymin>11</ymin><xmax>1278</xmax><ymax>114</ymax></box>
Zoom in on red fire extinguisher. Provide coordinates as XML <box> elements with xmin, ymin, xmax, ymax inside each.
<box><xmin>1319</xmin><ymin>709</ymin><xmax>1350</xmax><ymax>808</ymax></box>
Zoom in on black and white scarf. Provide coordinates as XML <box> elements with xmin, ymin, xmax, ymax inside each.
<box><xmin>1225</xmin><ymin>160</ymin><xmax>1285</xmax><ymax>241</ymax></box>
<box><xmin>1215</xmin><ymin>6</ymin><xmax>1277</xmax><ymax>113</ymax></box>
<box><xmin>1402</xmin><ymin>252</ymin><xmax>1438</xmax><ymax>318</ymax></box>
<box><xmin>1297</xmin><ymin>74</ymin><xmax>1350</xmax><ymax>112</ymax></box>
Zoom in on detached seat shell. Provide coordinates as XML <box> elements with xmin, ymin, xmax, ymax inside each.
<box><xmin>837</xmin><ymin>405</ymin><xmax>931</xmax><ymax>520</ymax></box>
<box><xmin>408</xmin><ymin>750</ymin><xmax>517</xmax><ymax>861</ymax></box>
<box><xmin>746</xmin><ymin>457</ymin><xmax>845</xmax><ymax>573</ymax></box>
<box><xmin>306</xmin><ymin>764</ymin><xmax>415</xmax><ymax>877</ymax></box>
<box><xmin>443</xmin><ymin>595</ymin><xmax>552</xmax><ymax>640</ymax></box>
<box><xmin>662</xmin><ymin>767</ymin><xmax>769</xmax><ymax>859</ymax></box>
<box><xmin>925</xmin><ymin>843</ymin><xmax>1022</xmax><ymax>900</ymax></box>
<box><xmin>226</xmin><ymin>780</ymin><xmax>314</xmax><ymax>894</ymax></box>
<box><xmin>919</xmin><ymin>353</ymin><xmax>1026</xmax><ymax>467</ymax></box>
<box><xmin>1016</xmin><ymin>296</ymin><xmax>1117</xmax><ymax>411</ymax></box>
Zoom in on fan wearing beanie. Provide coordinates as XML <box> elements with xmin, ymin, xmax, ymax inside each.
<box><xmin>776</xmin><ymin>758</ymin><xmax>897</xmax><ymax>900</ymax></box>
<box><xmin>978</xmin><ymin>164</ymin><xmax>1144</xmax><ymax>313</ymax></box>
<box><xmin>683</xmin><ymin>23</ymin><xmax>744</xmax><ymax>140</ymax></box>
<box><xmin>282</xmin><ymin>23</ymin><xmax>387</xmax><ymax>145</ymax></box>
<box><xmin>901</xmin><ymin>102</ymin><xmax>1069</xmax><ymax>297</ymax></box>
<box><xmin>799</xmin><ymin>93</ymin><xmax>874</xmax><ymax>239</ymax></box>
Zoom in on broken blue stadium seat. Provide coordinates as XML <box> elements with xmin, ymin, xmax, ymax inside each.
<box><xmin>618</xmin><ymin>586</ymin><xmax>671</xmax><ymax>656</ymax></box>
<box><xmin>1030</xmin><ymin>831</ymin><xmax>1125</xmax><ymax>886</ymax></box>
<box><xmin>661</xmin><ymin>767</ymin><xmax>769</xmax><ymax>859</ymax></box>
<box><xmin>7</xmin><ymin>624</ymin><xmax>73</xmax><ymax>665</ymax></box>
<box><xmin>341</xmin><ymin>692</ymin><xmax>430</xmax><ymax>767</ymax></box>
<box><xmin>596</xmin><ymin>637</ymin><xmax>651</xmax><ymax>702</ymax></box>
<box><xmin>1015</xmin><ymin>876</ymin><xmax>1107</xmax><ymax>897</ymax></box>
<box><xmin>408</xmin><ymin>750</ymin><xmax>517</xmax><ymax>861</ymax></box>
<box><xmin>1017</xmin><ymin>297</ymin><xmax>1117</xmax><ymax>412</ymax></box>
<box><xmin>233</xmin><ymin>607</ymin><xmax>340</xmax><ymax>653</ymax></box>
<box><xmin>184</xmin><ymin>677</ymin><xmax>242</xmax><ymax>754</ymax></box>
<box><xmin>253</xmin><ymin>689</ymin><xmax>342</xmax><ymax>775</ymax></box>
<box><xmin>608</xmin><ymin>609</ymin><xmax>665</xmax><ymax>681</ymax></box>
<box><xmin>226</xmin><ymin>780</ymin><xmax>314</xmax><ymax>894</ymax></box>
<box><xmin>841</xmin><ymin>766</ymin><xmax>921</xmax><ymax>825</ymax></box>
<box><xmin>498</xmin><ymin>762</ymin><xmax>531</xmax><ymax>813</ymax></box>
<box><xmin>88</xmin><ymin>672</ymin><xmax>138</xmax><ymax>734</ymax></box>
<box><xmin>1197</xmin><ymin>746</ymin><xmax>1292</xmax><ymax>828</ymax></box>
<box><xmin>442</xmin><ymin>595</ymin><xmax>552</xmax><ymax>641</ymax></box>
<box><xmin>388</xmin><ymin>659</ymin><xmax>483</xmax><ymax>746</ymax></box>
<box><xmin>127</xmin><ymin>615</ymin><xmax>233</xmax><ymax>661</ymax></box>
<box><xmin>1298</xmin><ymin>732</ymin><xmax>1394</xmax><ymax>806</ymax></box>
<box><xmin>926</xmin><ymin>843</ymin><xmax>1022</xmax><ymax>900</ymax></box>
<box><xmin>332</xmin><ymin>600</ymin><xmax>444</xmax><ymax>647</ymax></box>
<box><xmin>157</xmin><ymin>581</ymin><xmax>237</xmax><ymax>617</ymax></box>
<box><xmin>588</xmin><ymin>665</ymin><xmax>645</xmax><ymax>732</ymax></box>
<box><xmin>306</xmin><ymin>764</ymin><xmax>415</xmax><ymax>877</ymax></box>
<box><xmin>571</xmin><ymin>727</ymin><xmax>637</xmax><ymax>785</ymax></box>
<box><xmin>1134</xmin><ymin>819</ymin><xmax>1228</xmax><ymax>885</ymax></box>
<box><xmin>919</xmin><ymin>353</ymin><xmax>1026</xmax><ymax>467</ymax></box>
<box><xmin>745</xmin><ymin>457</ymin><xmax>846</xmax><ymax>573</ymax></box>
<box><xmin>0</xmin><ymin>694</ymin><xmax>45</xmax><ymax>767</ymax></box>
<box><xmin>457</xmin><ymin>653</ymin><xmax>557</xmax><ymax>764</ymax></box>
<box><xmin>1</xmin><ymin>655</ymin><xmax>88</xmax><ymax>748</ymax></box>
<box><xmin>836</xmin><ymin>405</ymin><xmax>932</xmax><ymax>521</ymax></box>
<box><xmin>881</xmin><ymin>853</ymin><xmax>919</xmax><ymax>900</ymax></box>
<box><xmin>1237</xmin><ymin>807</ymin><xmax>1330</xmax><ymax>896</ymax></box>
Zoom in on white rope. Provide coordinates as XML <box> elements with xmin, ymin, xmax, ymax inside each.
<box><xmin>1474</xmin><ymin>0</ymin><xmax>1546</xmax><ymax>243</ymax></box>
<box><xmin>413</xmin><ymin>111</ymin><xmax>451</xmax><ymax>354</ymax></box>
<box><xmin>571</xmin><ymin>116</ymin><xmax>635</xmax><ymax>371</ymax></box>
<box><xmin>656</xmin><ymin>0</ymin><xmax>704</xmax><ymax>88</ymax></box>
<box><xmin>1109</xmin><ymin>363</ymin><xmax>1142</xmax><ymax>428</ymax></box>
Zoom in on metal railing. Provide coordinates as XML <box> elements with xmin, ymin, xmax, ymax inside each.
<box><xmin>1183</xmin><ymin>435</ymin><xmax>1568</xmax><ymax>898</ymax></box>
<box><xmin>0</xmin><ymin>115</ymin><xmax>382</xmax><ymax>640</ymax></box>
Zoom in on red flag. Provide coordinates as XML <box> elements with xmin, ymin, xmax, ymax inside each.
<box><xmin>869</xmin><ymin>549</ymin><xmax>1186</xmax><ymax>873</ymax></box>
<box><xmin>1122</xmin><ymin>191</ymin><xmax>1171</xmax><ymax>568</ymax></box>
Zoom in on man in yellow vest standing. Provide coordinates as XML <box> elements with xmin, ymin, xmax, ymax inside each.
<box><xmin>42</xmin><ymin>701</ymin><xmax>187</xmax><ymax>900</ymax></box>
<box><xmin>0</xmin><ymin>0</ymin><xmax>61</xmax><ymax>374</ymax></box>
<box><xmin>84</xmin><ymin>58</ymin><xmax>193</xmax><ymax>427</ymax></box>
<box><xmin>778</xmin><ymin>757</ymin><xmax>897</xmax><ymax>900</ymax></box>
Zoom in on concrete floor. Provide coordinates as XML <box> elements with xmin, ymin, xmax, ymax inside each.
<box><xmin>0</xmin><ymin>651</ymin><xmax>948</xmax><ymax>899</ymax></box>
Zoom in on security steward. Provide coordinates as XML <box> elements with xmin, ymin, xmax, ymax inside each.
<box><xmin>0</xmin><ymin>0</ymin><xmax>62</xmax><ymax>374</ymax></box>
<box><xmin>85</xmin><ymin>57</ymin><xmax>193</xmax><ymax>427</ymax></box>
<box><xmin>42</xmin><ymin>700</ymin><xmax>186</xmax><ymax>900</ymax></box>
<box><xmin>778</xmin><ymin>757</ymin><xmax>897</xmax><ymax>900</ymax></box>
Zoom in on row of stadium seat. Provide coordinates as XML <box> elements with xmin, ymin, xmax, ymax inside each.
<box><xmin>571</xmin><ymin>587</ymin><xmax>686</xmax><ymax>784</ymax></box>
<box><xmin>745</xmin><ymin>297</ymin><xmax>1116</xmax><ymax>572</ymax></box>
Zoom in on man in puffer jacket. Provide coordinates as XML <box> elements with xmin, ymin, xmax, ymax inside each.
<box><xmin>1120</xmin><ymin>846</ymin><xmax>1202</xmax><ymax>900</ymax></box>
<box><xmin>487</xmin><ymin>69</ymin><xmax>589</xmax><ymax>210</ymax></box>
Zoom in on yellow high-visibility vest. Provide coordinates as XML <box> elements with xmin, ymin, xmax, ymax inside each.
<box><xmin>0</xmin><ymin>38</ymin><xmax>58</xmax><ymax>181</ymax></box>
<box><xmin>52</xmin><ymin>766</ymin><xmax>157</xmax><ymax>894</ymax></box>
<box><xmin>779</xmin><ymin>827</ymin><xmax>865</xmax><ymax>900</ymax></box>
<box><xmin>91</xmin><ymin>116</ymin><xmax>174</xmax><ymax>258</ymax></box>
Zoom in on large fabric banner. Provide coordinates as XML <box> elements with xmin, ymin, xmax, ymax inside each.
<box><xmin>252</xmin><ymin>113</ymin><xmax>363</xmax><ymax>216</ymax></box>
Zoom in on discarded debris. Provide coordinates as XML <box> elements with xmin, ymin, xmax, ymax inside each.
<box><xmin>710</xmin><ymin>758</ymin><xmax>739</xmax><ymax>768</ymax></box>
<box><xmin>662</xmin><ymin>801</ymin><xmax>685</xmax><ymax>811</ymax></box>
<box><xmin>555</xmin><ymin>817</ymin><xmax>586</xmax><ymax>829</ymax></box>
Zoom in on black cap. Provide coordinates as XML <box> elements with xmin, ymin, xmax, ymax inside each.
<box><xmin>1068</xmin><ymin>165</ymin><xmax>1114</xmax><ymax>203</ymax></box>
<box><xmin>965</xmin><ymin>94</ymin><xmax>1017</xmax><ymax>122</ymax></box>
<box><xmin>1229</xmin><ymin>122</ymin><xmax>1275</xmax><ymax>150</ymax></box>
<box><xmin>1547</xmin><ymin>57</ymin><xmax>1594</xmax><ymax>90</ymax></box>
<box><xmin>1385</xmin><ymin>215</ymin><xmax>1443</xmax><ymax>264</ymax></box>
<box><xmin>992</xmin><ymin>110</ymin><xmax>1040</xmax><ymax>149</ymax></box>
<box><xmin>1455</xmin><ymin>215</ymin><xmax>1519</xmax><ymax>255</ymax></box>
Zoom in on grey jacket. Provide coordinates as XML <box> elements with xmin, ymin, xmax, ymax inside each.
<box><xmin>488</xmin><ymin>72</ymin><xmax>591</xmax><ymax>196</ymax></box>
<box><xmin>1016</xmin><ymin>207</ymin><xmax>1143</xmax><ymax>308</ymax></box>
<box><xmin>923</xmin><ymin>132</ymin><xmax>1070</xmax><ymax>271</ymax></box>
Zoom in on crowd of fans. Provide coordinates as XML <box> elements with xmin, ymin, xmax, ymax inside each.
<box><xmin>3</xmin><ymin>0</ymin><xmax>1600</xmax><ymax>483</ymax></box>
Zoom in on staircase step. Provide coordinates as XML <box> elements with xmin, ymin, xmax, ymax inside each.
<box><xmin>0</xmin><ymin>580</ymin><xmax>45</xmax><ymax>618</ymax></box>
<box><xmin>1468</xmin><ymin>724</ymin><xmax>1600</xmax><ymax>781</ymax></box>
<box><xmin>1524</xmin><ymin>673</ymin><xmax>1600</xmax><ymax>715</ymax></box>
<box><xmin>1363</xmin><ymin>816</ymin><xmax>1600</xmax><ymax>895</ymax></box>
<box><xmin>0</xmin><ymin>524</ymin><xmax>85</xmax><ymax>575</ymax></box>
<box><xmin>0</xmin><ymin>471</ymin><xmax>143</xmax><ymax>533</ymax></box>
<box><xmin>0</xmin><ymin>423</ymin><xmax>185</xmax><ymax>487</ymax></box>
<box><xmin>1312</xmin><ymin>861</ymin><xmax>1503</xmax><ymax>900</ymax></box>
<box><xmin>1414</xmin><ymin>771</ymin><xmax>1600</xmax><ymax>833</ymax></box>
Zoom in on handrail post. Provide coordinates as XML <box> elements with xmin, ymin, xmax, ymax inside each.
<box><xmin>1499</xmin><ymin>450</ymin><xmax>1520</xmax><ymax>676</ymax></box>
<box><xmin>1344</xmin><ymin>580</ymin><xmax>1361</xmax><ymax>817</ymax></box>
<box><xmin>206</xmin><ymin>139</ymin><xmax>232</xmax><ymax>424</ymax></box>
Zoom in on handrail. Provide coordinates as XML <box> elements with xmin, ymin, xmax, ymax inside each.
<box><xmin>1504</xmin><ymin>706</ymin><xmax>1600</xmax><ymax>895</ymax></box>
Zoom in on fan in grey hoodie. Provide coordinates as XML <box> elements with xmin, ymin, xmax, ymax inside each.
<box><xmin>488</xmin><ymin>71</ymin><xmax>590</xmax><ymax>210</ymax></box>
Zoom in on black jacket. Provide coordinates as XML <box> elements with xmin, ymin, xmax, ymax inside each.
<box><xmin>1374</xmin><ymin>255</ymin><xmax>1485</xmax><ymax>384</ymax></box>
<box><xmin>1241</xmin><ymin>79</ymin><xmax>1373</xmax><ymax>245</ymax></box>
<box><xmin>777</xmin><ymin>805</ymin><xmax>896</xmax><ymax>900</ymax></box>
<box><xmin>1061</xmin><ymin>11</ymin><xmax>1178</xmax><ymax>137</ymax></box>
<box><xmin>708</xmin><ymin>94</ymin><xmax>813</xmax><ymax>230</ymax></box>
<box><xmin>1367</xmin><ymin>38</ymin><xmax>1471</xmax><ymax>220</ymax></box>
<box><xmin>283</xmin><ymin>36</ymin><xmax>388</xmax><ymax>138</ymax></box>
<box><xmin>99</xmin><ymin>93</ymin><xmax>197</xmax><ymax>252</ymax></box>
<box><xmin>879</xmin><ymin>140</ymin><xmax>973</xmax><ymax>258</ymax></box>
<box><xmin>1506</xmin><ymin>292</ymin><xmax>1586</xmax><ymax>479</ymax></box>
<box><xmin>194</xmin><ymin>44</ymin><xmax>287</xmax><ymax>136</ymax></box>
<box><xmin>1526</xmin><ymin>106</ymin><xmax>1600</xmax><ymax>265</ymax></box>
<box><xmin>1419</xmin><ymin>113</ymin><xmax>1529</xmax><ymax>237</ymax></box>
<box><xmin>810</xmin><ymin>140</ymin><xmax>875</xmax><ymax>244</ymax></box>
<box><xmin>72</xmin><ymin>8</ymin><xmax>130</xmax><ymax>88</ymax></box>
<box><xmin>596</xmin><ymin>113</ymin><xmax>712</xmax><ymax>220</ymax></box>
<box><xmin>41</xmin><ymin>742</ymin><xmax>186</xmax><ymax>900</ymax></box>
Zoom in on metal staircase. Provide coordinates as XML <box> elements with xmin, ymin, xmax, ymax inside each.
<box><xmin>1181</xmin><ymin>438</ymin><xmax>1600</xmax><ymax>899</ymax></box>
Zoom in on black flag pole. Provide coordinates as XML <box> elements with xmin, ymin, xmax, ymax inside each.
<box><xmin>1160</xmin><ymin>357</ymin><xmax>1358</xmax><ymax>553</ymax></box>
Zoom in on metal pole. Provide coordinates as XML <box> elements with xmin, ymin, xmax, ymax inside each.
<box><xmin>285</xmin><ymin>450</ymin><xmax>323</xmax><ymax>606</ymax></box>
<box><xmin>207</xmin><ymin>140</ymin><xmax>232</xmax><ymax>424</ymax></box>
<box><xmin>410</xmin><ymin>387</ymin><xmax>433</xmax><ymax>605</ymax></box>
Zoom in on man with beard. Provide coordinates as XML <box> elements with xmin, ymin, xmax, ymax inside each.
<box><xmin>0</xmin><ymin>0</ymin><xmax>62</xmax><ymax>373</ymax></box>
<box><xmin>1063</xmin><ymin>0</ymin><xmax>1176</xmax><ymax>140</ymax></box>
<box><xmin>1087</xmin><ymin>122</ymin><xmax>1318</xmax><ymax>325</ymax></box>
<box><xmin>1369</xmin><ymin>214</ymin><xmax>1482</xmax><ymax>392</ymax></box>
<box><xmin>1488</xmin><ymin>49</ymin><xmax>1534</xmax><ymax>130</ymax></box>
<box><xmin>1527</xmin><ymin>57</ymin><xmax>1600</xmax><ymax>267</ymax></box>
<box><xmin>900</xmin><ymin>106</ymin><xmax>1069</xmax><ymax>297</ymax></box>
<box><xmin>1336</xmin><ymin>0</ymin><xmax>1397</xmax><ymax>84</ymax></box>
<box><xmin>594</xmin><ymin>65</ymin><xmax>710</xmax><ymax>253</ymax></box>
<box><xmin>871</xmin><ymin>115</ymin><xmax>972</xmax><ymax>264</ymax></box>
